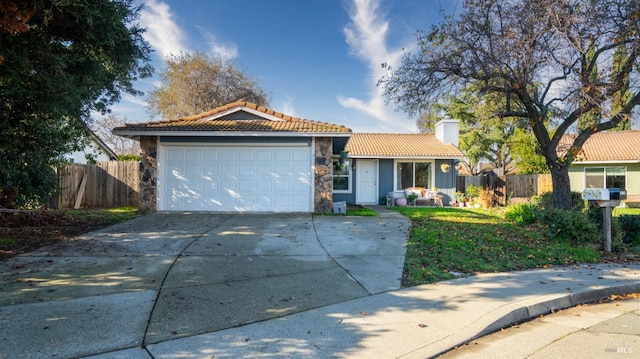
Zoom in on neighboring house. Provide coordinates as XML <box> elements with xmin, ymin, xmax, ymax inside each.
<box><xmin>65</xmin><ymin>130</ymin><xmax>118</xmax><ymax>164</ymax></box>
<box><xmin>567</xmin><ymin>130</ymin><xmax>640</xmax><ymax>206</ymax></box>
<box><xmin>112</xmin><ymin>101</ymin><xmax>462</xmax><ymax>213</ymax></box>
<box><xmin>333</xmin><ymin>120</ymin><xmax>464</xmax><ymax>206</ymax></box>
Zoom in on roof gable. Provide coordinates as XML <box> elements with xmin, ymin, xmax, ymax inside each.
<box><xmin>346</xmin><ymin>133</ymin><xmax>464</xmax><ymax>158</ymax></box>
<box><xmin>113</xmin><ymin>101</ymin><xmax>352</xmax><ymax>137</ymax></box>
<box><xmin>89</xmin><ymin>131</ymin><xmax>118</xmax><ymax>160</ymax></box>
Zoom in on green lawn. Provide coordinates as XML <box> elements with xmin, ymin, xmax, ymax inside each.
<box><xmin>614</xmin><ymin>207</ymin><xmax>640</xmax><ymax>216</ymax></box>
<box><xmin>394</xmin><ymin>207</ymin><xmax>601</xmax><ymax>286</ymax></box>
<box><xmin>346</xmin><ymin>207</ymin><xmax>378</xmax><ymax>216</ymax></box>
<box><xmin>64</xmin><ymin>206</ymin><xmax>139</xmax><ymax>225</ymax></box>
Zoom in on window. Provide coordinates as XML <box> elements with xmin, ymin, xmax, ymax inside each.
<box><xmin>395</xmin><ymin>161</ymin><xmax>432</xmax><ymax>190</ymax></box>
<box><xmin>332</xmin><ymin>158</ymin><xmax>351</xmax><ymax>193</ymax></box>
<box><xmin>584</xmin><ymin>167</ymin><xmax>626</xmax><ymax>189</ymax></box>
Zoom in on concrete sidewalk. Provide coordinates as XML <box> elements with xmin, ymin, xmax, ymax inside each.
<box><xmin>142</xmin><ymin>263</ymin><xmax>640</xmax><ymax>359</ymax></box>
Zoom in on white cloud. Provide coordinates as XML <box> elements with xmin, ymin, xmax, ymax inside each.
<box><xmin>140</xmin><ymin>0</ymin><xmax>188</xmax><ymax>58</ymax></box>
<box><xmin>122</xmin><ymin>93</ymin><xmax>148</xmax><ymax>108</ymax></box>
<box><xmin>339</xmin><ymin>0</ymin><xmax>415</xmax><ymax>132</ymax></box>
<box><xmin>195</xmin><ymin>27</ymin><xmax>239</xmax><ymax>59</ymax></box>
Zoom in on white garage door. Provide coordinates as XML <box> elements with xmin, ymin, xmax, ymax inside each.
<box><xmin>159</xmin><ymin>145</ymin><xmax>312</xmax><ymax>212</ymax></box>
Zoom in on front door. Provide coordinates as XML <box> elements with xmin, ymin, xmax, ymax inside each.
<box><xmin>356</xmin><ymin>159</ymin><xmax>378</xmax><ymax>204</ymax></box>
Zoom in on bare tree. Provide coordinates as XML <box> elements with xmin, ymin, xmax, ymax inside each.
<box><xmin>148</xmin><ymin>52</ymin><xmax>270</xmax><ymax>119</ymax></box>
<box><xmin>91</xmin><ymin>113</ymin><xmax>140</xmax><ymax>156</ymax></box>
<box><xmin>380</xmin><ymin>0</ymin><xmax>640</xmax><ymax>209</ymax></box>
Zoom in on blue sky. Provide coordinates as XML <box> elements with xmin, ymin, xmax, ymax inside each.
<box><xmin>108</xmin><ymin>0</ymin><xmax>458</xmax><ymax>133</ymax></box>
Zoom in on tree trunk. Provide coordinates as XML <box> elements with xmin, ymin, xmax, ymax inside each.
<box><xmin>549</xmin><ymin>165</ymin><xmax>572</xmax><ymax>210</ymax></box>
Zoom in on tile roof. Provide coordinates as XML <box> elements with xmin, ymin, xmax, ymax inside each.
<box><xmin>570</xmin><ymin>130</ymin><xmax>640</xmax><ymax>162</ymax></box>
<box><xmin>345</xmin><ymin>133</ymin><xmax>464</xmax><ymax>158</ymax></box>
<box><xmin>113</xmin><ymin>101</ymin><xmax>351</xmax><ymax>134</ymax></box>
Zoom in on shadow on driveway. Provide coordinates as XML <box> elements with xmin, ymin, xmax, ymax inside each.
<box><xmin>0</xmin><ymin>211</ymin><xmax>409</xmax><ymax>357</ymax></box>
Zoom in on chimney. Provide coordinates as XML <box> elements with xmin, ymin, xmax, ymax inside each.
<box><xmin>435</xmin><ymin>117</ymin><xmax>460</xmax><ymax>148</ymax></box>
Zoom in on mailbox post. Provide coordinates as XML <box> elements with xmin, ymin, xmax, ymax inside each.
<box><xmin>582</xmin><ymin>188</ymin><xmax>627</xmax><ymax>253</ymax></box>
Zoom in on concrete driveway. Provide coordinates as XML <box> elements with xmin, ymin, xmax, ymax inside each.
<box><xmin>0</xmin><ymin>210</ymin><xmax>409</xmax><ymax>358</ymax></box>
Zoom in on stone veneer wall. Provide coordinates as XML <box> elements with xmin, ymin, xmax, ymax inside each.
<box><xmin>314</xmin><ymin>137</ymin><xmax>333</xmax><ymax>213</ymax></box>
<box><xmin>139</xmin><ymin>136</ymin><xmax>157</xmax><ymax>214</ymax></box>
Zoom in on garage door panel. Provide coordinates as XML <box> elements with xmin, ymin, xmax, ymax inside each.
<box><xmin>274</xmin><ymin>150</ymin><xmax>291</xmax><ymax>161</ymax></box>
<box><xmin>292</xmin><ymin>149</ymin><xmax>309</xmax><ymax>162</ymax></box>
<box><xmin>166</xmin><ymin>149</ymin><xmax>184</xmax><ymax>161</ymax></box>
<box><xmin>238</xmin><ymin>164</ymin><xmax>255</xmax><ymax>177</ymax></box>
<box><xmin>238</xmin><ymin>149</ymin><xmax>255</xmax><ymax>161</ymax></box>
<box><xmin>256</xmin><ymin>181</ymin><xmax>272</xmax><ymax>192</ymax></box>
<box><xmin>202</xmin><ymin>167</ymin><xmax>218</xmax><ymax>182</ymax></box>
<box><xmin>256</xmin><ymin>164</ymin><xmax>272</xmax><ymax>176</ymax></box>
<box><xmin>221</xmin><ymin>163</ymin><xmax>237</xmax><ymax>177</ymax></box>
<box><xmin>184</xmin><ymin>149</ymin><xmax>201</xmax><ymax>161</ymax></box>
<box><xmin>257</xmin><ymin>151</ymin><xmax>272</xmax><ymax>161</ymax></box>
<box><xmin>273</xmin><ymin>180</ymin><xmax>293</xmax><ymax>193</ymax></box>
<box><xmin>274</xmin><ymin>164</ymin><xmax>291</xmax><ymax>175</ymax></box>
<box><xmin>185</xmin><ymin>164</ymin><xmax>201</xmax><ymax>177</ymax></box>
<box><xmin>203</xmin><ymin>149</ymin><xmax>219</xmax><ymax>161</ymax></box>
<box><xmin>238</xmin><ymin>180</ymin><xmax>255</xmax><ymax>194</ymax></box>
<box><xmin>292</xmin><ymin>181</ymin><xmax>310</xmax><ymax>192</ymax></box>
<box><xmin>220</xmin><ymin>149</ymin><xmax>237</xmax><ymax>161</ymax></box>
<box><xmin>160</xmin><ymin>145</ymin><xmax>311</xmax><ymax>212</ymax></box>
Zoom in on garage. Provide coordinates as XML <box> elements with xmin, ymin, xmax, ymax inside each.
<box><xmin>159</xmin><ymin>144</ymin><xmax>312</xmax><ymax>212</ymax></box>
<box><xmin>112</xmin><ymin>101</ymin><xmax>351</xmax><ymax>213</ymax></box>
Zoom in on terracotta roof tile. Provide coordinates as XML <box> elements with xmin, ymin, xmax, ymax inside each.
<box><xmin>346</xmin><ymin>133</ymin><xmax>463</xmax><ymax>158</ymax></box>
<box><xmin>571</xmin><ymin>130</ymin><xmax>640</xmax><ymax>162</ymax></box>
<box><xmin>115</xmin><ymin>101</ymin><xmax>351</xmax><ymax>134</ymax></box>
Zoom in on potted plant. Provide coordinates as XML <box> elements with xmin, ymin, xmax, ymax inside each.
<box><xmin>455</xmin><ymin>191</ymin><xmax>465</xmax><ymax>207</ymax></box>
<box><xmin>407</xmin><ymin>193</ymin><xmax>419</xmax><ymax>205</ymax></box>
<box><xmin>479</xmin><ymin>186</ymin><xmax>494</xmax><ymax>209</ymax></box>
<box><xmin>465</xmin><ymin>184</ymin><xmax>480</xmax><ymax>207</ymax></box>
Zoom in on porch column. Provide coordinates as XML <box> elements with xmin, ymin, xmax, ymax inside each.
<box><xmin>139</xmin><ymin>136</ymin><xmax>157</xmax><ymax>214</ymax></box>
<box><xmin>314</xmin><ymin>137</ymin><xmax>333</xmax><ymax>213</ymax></box>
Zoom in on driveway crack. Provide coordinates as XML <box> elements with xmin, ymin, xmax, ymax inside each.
<box><xmin>311</xmin><ymin>215</ymin><xmax>370</xmax><ymax>295</ymax></box>
<box><xmin>141</xmin><ymin>214</ymin><xmax>235</xmax><ymax>347</ymax></box>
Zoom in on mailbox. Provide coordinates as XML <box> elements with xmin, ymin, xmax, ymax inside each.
<box><xmin>582</xmin><ymin>188</ymin><xmax>610</xmax><ymax>200</ymax></box>
<box><xmin>608</xmin><ymin>188</ymin><xmax>627</xmax><ymax>200</ymax></box>
<box><xmin>582</xmin><ymin>188</ymin><xmax>627</xmax><ymax>201</ymax></box>
<box><xmin>582</xmin><ymin>188</ymin><xmax>627</xmax><ymax>254</ymax></box>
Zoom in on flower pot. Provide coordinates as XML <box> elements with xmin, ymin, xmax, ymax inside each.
<box><xmin>481</xmin><ymin>200</ymin><xmax>490</xmax><ymax>209</ymax></box>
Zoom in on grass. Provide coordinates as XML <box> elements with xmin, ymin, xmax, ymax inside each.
<box><xmin>614</xmin><ymin>207</ymin><xmax>640</xmax><ymax>216</ymax></box>
<box><xmin>346</xmin><ymin>207</ymin><xmax>378</xmax><ymax>216</ymax></box>
<box><xmin>394</xmin><ymin>207</ymin><xmax>601</xmax><ymax>286</ymax></box>
<box><xmin>64</xmin><ymin>206</ymin><xmax>139</xmax><ymax>224</ymax></box>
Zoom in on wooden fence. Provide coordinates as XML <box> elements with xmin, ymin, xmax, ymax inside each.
<box><xmin>457</xmin><ymin>173</ymin><xmax>553</xmax><ymax>205</ymax></box>
<box><xmin>50</xmin><ymin>161</ymin><xmax>139</xmax><ymax>209</ymax></box>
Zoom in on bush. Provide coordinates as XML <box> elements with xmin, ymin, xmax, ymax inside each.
<box><xmin>117</xmin><ymin>154</ymin><xmax>141</xmax><ymax>161</ymax></box>
<box><xmin>505</xmin><ymin>203</ymin><xmax>539</xmax><ymax>225</ymax></box>
<box><xmin>533</xmin><ymin>191</ymin><xmax>585</xmax><ymax>211</ymax></box>
<box><xmin>617</xmin><ymin>215</ymin><xmax>640</xmax><ymax>245</ymax></box>
<box><xmin>537</xmin><ymin>208</ymin><xmax>599</xmax><ymax>244</ymax></box>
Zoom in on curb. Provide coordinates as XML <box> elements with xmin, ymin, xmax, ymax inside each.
<box><xmin>433</xmin><ymin>282</ymin><xmax>640</xmax><ymax>358</ymax></box>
